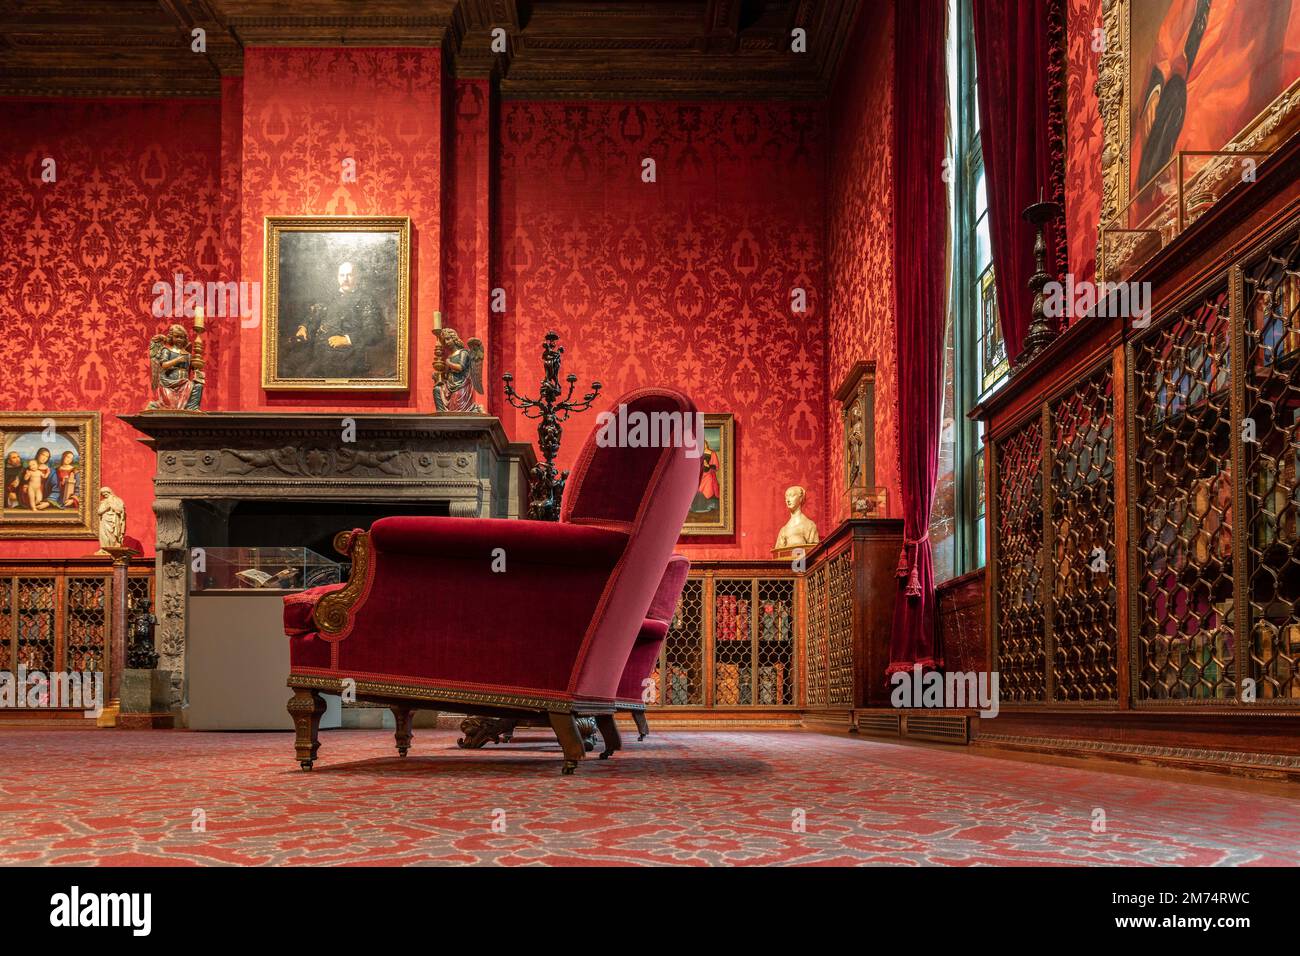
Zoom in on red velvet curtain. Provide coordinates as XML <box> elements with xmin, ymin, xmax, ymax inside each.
<box><xmin>888</xmin><ymin>0</ymin><xmax>948</xmax><ymax>675</ymax></box>
<box><xmin>973</xmin><ymin>0</ymin><xmax>1064</xmax><ymax>361</ymax></box>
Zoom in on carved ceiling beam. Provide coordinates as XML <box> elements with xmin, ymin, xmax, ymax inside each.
<box><xmin>445</xmin><ymin>0</ymin><xmax>516</xmax><ymax>82</ymax></box>
<box><xmin>210</xmin><ymin>0</ymin><xmax>457</xmax><ymax>46</ymax></box>
<box><xmin>0</xmin><ymin>0</ymin><xmax>867</xmax><ymax>99</ymax></box>
<box><xmin>700</xmin><ymin>0</ymin><xmax>743</xmax><ymax>55</ymax></box>
<box><xmin>158</xmin><ymin>0</ymin><xmax>244</xmax><ymax>76</ymax></box>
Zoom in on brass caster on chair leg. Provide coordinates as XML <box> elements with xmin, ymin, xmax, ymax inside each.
<box><xmin>637</xmin><ymin>733</ymin><xmax>647</xmax><ymax>741</ymax></box>
<box><xmin>561</xmin><ymin>760</ymin><xmax>578</xmax><ymax>775</ymax></box>
<box><xmin>599</xmin><ymin>750</ymin><xmax>613</xmax><ymax>760</ymax></box>
<box><xmin>300</xmin><ymin>760</ymin><xmax>314</xmax><ymax>771</ymax></box>
<box><xmin>397</xmin><ymin>748</ymin><xmax>409</xmax><ymax>758</ymax></box>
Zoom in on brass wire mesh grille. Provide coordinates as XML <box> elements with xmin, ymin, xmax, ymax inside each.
<box><xmin>126</xmin><ymin>576</ymin><xmax>151</xmax><ymax>616</ymax></box>
<box><xmin>713</xmin><ymin>579</ymin><xmax>753</xmax><ymax>705</ymax></box>
<box><xmin>757</xmin><ymin>578</ymin><xmax>796</xmax><ymax>704</ymax></box>
<box><xmin>1243</xmin><ymin>242</ymin><xmax>1300</xmax><ymax>702</ymax></box>
<box><xmin>804</xmin><ymin>562</ymin><xmax>828</xmax><ymax>706</ymax></box>
<box><xmin>826</xmin><ymin>551</ymin><xmax>855</xmax><ymax>705</ymax></box>
<box><xmin>659</xmin><ymin>578</ymin><xmax>704</xmax><ymax>706</ymax></box>
<box><xmin>1050</xmin><ymin>366</ymin><xmax>1119</xmax><ymax>701</ymax></box>
<box><xmin>65</xmin><ymin>577</ymin><xmax>106</xmax><ymax>672</ymax></box>
<box><xmin>995</xmin><ymin>418</ymin><xmax>1047</xmax><ymax>701</ymax></box>
<box><xmin>1132</xmin><ymin>288</ymin><xmax>1237</xmax><ymax>701</ymax></box>
<box><xmin>16</xmin><ymin>577</ymin><xmax>56</xmax><ymax>671</ymax></box>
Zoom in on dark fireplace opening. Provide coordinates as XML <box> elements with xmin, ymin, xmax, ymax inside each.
<box><xmin>186</xmin><ymin>499</ymin><xmax>451</xmax><ymax>560</ymax></box>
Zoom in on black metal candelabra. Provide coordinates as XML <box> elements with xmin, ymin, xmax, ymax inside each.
<box><xmin>503</xmin><ymin>331</ymin><xmax>602</xmax><ymax>521</ymax></box>
<box><xmin>1016</xmin><ymin>198</ymin><xmax>1064</xmax><ymax>368</ymax></box>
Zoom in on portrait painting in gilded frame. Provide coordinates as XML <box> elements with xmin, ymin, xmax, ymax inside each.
<box><xmin>262</xmin><ymin>216</ymin><xmax>411</xmax><ymax>391</ymax></box>
<box><xmin>1098</xmin><ymin>0</ymin><xmax>1300</xmax><ymax>273</ymax></box>
<box><xmin>0</xmin><ymin>412</ymin><xmax>100</xmax><ymax>539</ymax></box>
<box><xmin>682</xmin><ymin>413</ymin><xmax>735</xmax><ymax>536</ymax></box>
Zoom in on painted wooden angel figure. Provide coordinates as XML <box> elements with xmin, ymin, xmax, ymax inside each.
<box><xmin>147</xmin><ymin>321</ymin><xmax>204</xmax><ymax>411</ymax></box>
<box><xmin>434</xmin><ymin>327</ymin><xmax>485</xmax><ymax>413</ymax></box>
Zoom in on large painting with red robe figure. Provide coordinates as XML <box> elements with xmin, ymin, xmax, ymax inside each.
<box><xmin>683</xmin><ymin>414</ymin><xmax>734</xmax><ymax>537</ymax></box>
<box><xmin>0</xmin><ymin>413</ymin><xmax>99</xmax><ymax>539</ymax></box>
<box><xmin>1129</xmin><ymin>0</ymin><xmax>1300</xmax><ymax>194</ymax></box>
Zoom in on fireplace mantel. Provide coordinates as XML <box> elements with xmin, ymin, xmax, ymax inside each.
<box><xmin>120</xmin><ymin>411</ymin><xmax>536</xmax><ymax>709</ymax></box>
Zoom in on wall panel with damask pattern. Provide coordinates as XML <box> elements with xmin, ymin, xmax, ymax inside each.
<box><xmin>0</xmin><ymin>97</ymin><xmax>222</xmax><ymax>558</ymax></box>
<box><xmin>826</xmin><ymin>1</ymin><xmax>899</xmax><ymax>527</ymax></box>
<box><xmin>497</xmin><ymin>100</ymin><xmax>828</xmax><ymax>559</ymax></box>
<box><xmin>236</xmin><ymin>47</ymin><xmax>442</xmax><ymax>412</ymax></box>
<box><xmin>1066</xmin><ymin>0</ymin><xmax>1103</xmax><ymax>288</ymax></box>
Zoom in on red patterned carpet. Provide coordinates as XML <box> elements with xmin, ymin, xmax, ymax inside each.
<box><xmin>1</xmin><ymin>727</ymin><xmax>1297</xmax><ymax>866</ymax></box>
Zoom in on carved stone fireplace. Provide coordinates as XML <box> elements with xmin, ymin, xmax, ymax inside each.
<box><xmin>121</xmin><ymin>413</ymin><xmax>535</xmax><ymax>706</ymax></box>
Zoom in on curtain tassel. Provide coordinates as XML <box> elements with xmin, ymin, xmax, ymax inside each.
<box><xmin>897</xmin><ymin>533</ymin><xmax>928</xmax><ymax>599</ymax></box>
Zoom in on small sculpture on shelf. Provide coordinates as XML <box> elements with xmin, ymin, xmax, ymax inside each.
<box><xmin>96</xmin><ymin>487</ymin><xmax>125</xmax><ymax>552</ymax></box>
<box><xmin>146</xmin><ymin>308</ymin><xmax>206</xmax><ymax>411</ymax></box>
<box><xmin>773</xmin><ymin>485</ymin><xmax>819</xmax><ymax>553</ymax></box>
<box><xmin>433</xmin><ymin>324</ymin><xmax>485</xmax><ymax>413</ymax></box>
<box><xmin>503</xmin><ymin>331</ymin><xmax>602</xmax><ymax>521</ymax></box>
<box><xmin>126</xmin><ymin>601</ymin><xmax>159</xmax><ymax>670</ymax></box>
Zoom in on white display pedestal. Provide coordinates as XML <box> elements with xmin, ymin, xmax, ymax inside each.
<box><xmin>186</xmin><ymin>591</ymin><xmax>342</xmax><ymax>731</ymax></box>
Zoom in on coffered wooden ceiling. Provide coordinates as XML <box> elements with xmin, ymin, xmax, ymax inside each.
<box><xmin>0</xmin><ymin>0</ymin><xmax>863</xmax><ymax>99</ymax></box>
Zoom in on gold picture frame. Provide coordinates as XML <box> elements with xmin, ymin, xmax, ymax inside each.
<box><xmin>682</xmin><ymin>413</ymin><xmax>734</xmax><ymax>537</ymax></box>
<box><xmin>1</xmin><ymin>412</ymin><xmax>100</xmax><ymax>539</ymax></box>
<box><xmin>1097</xmin><ymin>0</ymin><xmax>1300</xmax><ymax>278</ymax></box>
<box><xmin>262</xmin><ymin>216</ymin><xmax>411</xmax><ymax>391</ymax></box>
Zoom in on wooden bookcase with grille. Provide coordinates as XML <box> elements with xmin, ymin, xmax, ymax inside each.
<box><xmin>0</xmin><ymin>557</ymin><xmax>154</xmax><ymax>713</ymax></box>
<box><xmin>647</xmin><ymin>561</ymin><xmax>803</xmax><ymax>721</ymax></box>
<box><xmin>973</xmin><ymin>133</ymin><xmax>1300</xmax><ymax>779</ymax></box>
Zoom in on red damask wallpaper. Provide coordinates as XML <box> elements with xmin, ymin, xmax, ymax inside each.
<box><xmin>1066</xmin><ymin>0</ymin><xmax>1103</xmax><ymax>286</ymax></box>
<box><xmin>443</xmin><ymin>77</ymin><xmax>494</xmax><ymax>403</ymax></box>
<box><xmin>0</xmin><ymin>97</ymin><xmax>222</xmax><ymax>558</ymax></box>
<box><xmin>496</xmin><ymin>100</ymin><xmax>828</xmax><ymax>559</ymax></box>
<box><xmin>237</xmin><ymin>47</ymin><xmax>442</xmax><ymax>411</ymax></box>
<box><xmin>826</xmin><ymin>0</ymin><xmax>900</xmax><ymax>526</ymax></box>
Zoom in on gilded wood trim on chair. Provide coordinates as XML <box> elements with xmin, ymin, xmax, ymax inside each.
<box><xmin>287</xmin><ymin>672</ymin><xmax>581</xmax><ymax>714</ymax></box>
<box><xmin>313</xmin><ymin>530</ymin><xmax>372</xmax><ymax>637</ymax></box>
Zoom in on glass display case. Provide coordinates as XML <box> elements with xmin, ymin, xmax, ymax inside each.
<box><xmin>189</xmin><ymin>547</ymin><xmax>343</xmax><ymax>593</ymax></box>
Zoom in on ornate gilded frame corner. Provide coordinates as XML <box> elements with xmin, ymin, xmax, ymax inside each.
<box><xmin>681</xmin><ymin>412</ymin><xmax>735</xmax><ymax>537</ymax></box>
<box><xmin>313</xmin><ymin>529</ymin><xmax>373</xmax><ymax>637</ymax></box>
<box><xmin>1097</xmin><ymin>0</ymin><xmax>1300</xmax><ymax>281</ymax></box>
<box><xmin>261</xmin><ymin>215</ymin><xmax>412</xmax><ymax>392</ymax></box>
<box><xmin>1095</xmin><ymin>0</ymin><xmax>1130</xmax><ymax>284</ymax></box>
<box><xmin>0</xmin><ymin>411</ymin><xmax>100</xmax><ymax>539</ymax></box>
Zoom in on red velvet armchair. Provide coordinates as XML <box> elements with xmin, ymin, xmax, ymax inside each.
<box><xmin>283</xmin><ymin>386</ymin><xmax>700</xmax><ymax>774</ymax></box>
<box><xmin>616</xmin><ymin>554</ymin><xmax>691</xmax><ymax>740</ymax></box>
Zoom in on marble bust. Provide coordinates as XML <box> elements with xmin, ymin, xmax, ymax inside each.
<box><xmin>774</xmin><ymin>485</ymin><xmax>819</xmax><ymax>551</ymax></box>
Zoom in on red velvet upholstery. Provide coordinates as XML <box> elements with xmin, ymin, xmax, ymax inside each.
<box><xmin>618</xmin><ymin>620</ymin><xmax>669</xmax><ymax>704</ymax></box>
<box><xmin>615</xmin><ymin>554</ymin><xmax>691</xmax><ymax>704</ymax></box>
<box><xmin>286</xmin><ymin>387</ymin><xmax>700</xmax><ymax>711</ymax></box>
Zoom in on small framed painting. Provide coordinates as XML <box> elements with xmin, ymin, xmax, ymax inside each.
<box><xmin>682</xmin><ymin>413</ymin><xmax>734</xmax><ymax>536</ymax></box>
<box><xmin>262</xmin><ymin>216</ymin><xmax>411</xmax><ymax>391</ymax></box>
<box><xmin>1</xmin><ymin>412</ymin><xmax>100</xmax><ymax>539</ymax></box>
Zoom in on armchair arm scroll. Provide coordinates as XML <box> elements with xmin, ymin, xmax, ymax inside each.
<box><xmin>313</xmin><ymin>528</ymin><xmax>372</xmax><ymax>637</ymax></box>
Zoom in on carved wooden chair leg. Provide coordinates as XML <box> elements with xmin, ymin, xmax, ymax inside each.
<box><xmin>594</xmin><ymin>714</ymin><xmax>622</xmax><ymax>759</ymax></box>
<box><xmin>631</xmin><ymin>710</ymin><xmax>650</xmax><ymax>741</ymax></box>
<box><xmin>548</xmin><ymin>712</ymin><xmax>587</xmax><ymax>775</ymax></box>
<box><xmin>287</xmin><ymin>687</ymin><xmax>326</xmax><ymax>771</ymax></box>
<box><xmin>390</xmin><ymin>705</ymin><xmax>415</xmax><ymax>757</ymax></box>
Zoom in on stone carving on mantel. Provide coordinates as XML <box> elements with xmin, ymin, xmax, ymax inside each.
<box><xmin>337</xmin><ymin>448</ymin><xmax>406</xmax><ymax>476</ymax></box>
